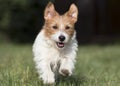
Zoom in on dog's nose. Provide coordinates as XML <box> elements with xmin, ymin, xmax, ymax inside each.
<box><xmin>59</xmin><ymin>35</ymin><xmax>65</xmax><ymax>42</ymax></box>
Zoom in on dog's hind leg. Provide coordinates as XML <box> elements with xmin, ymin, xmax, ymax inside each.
<box><xmin>36</xmin><ymin>61</ymin><xmax>55</xmax><ymax>85</ymax></box>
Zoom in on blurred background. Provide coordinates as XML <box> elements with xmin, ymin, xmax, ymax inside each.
<box><xmin>0</xmin><ymin>0</ymin><xmax>120</xmax><ymax>44</ymax></box>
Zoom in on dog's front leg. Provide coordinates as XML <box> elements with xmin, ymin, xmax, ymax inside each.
<box><xmin>59</xmin><ymin>58</ymin><xmax>75</xmax><ymax>76</ymax></box>
<box><xmin>37</xmin><ymin>61</ymin><xmax>55</xmax><ymax>85</ymax></box>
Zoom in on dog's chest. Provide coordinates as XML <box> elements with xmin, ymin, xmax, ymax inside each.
<box><xmin>47</xmin><ymin>49</ymin><xmax>64</xmax><ymax>71</ymax></box>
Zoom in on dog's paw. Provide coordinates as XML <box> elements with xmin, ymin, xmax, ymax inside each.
<box><xmin>41</xmin><ymin>72</ymin><xmax>55</xmax><ymax>85</ymax></box>
<box><xmin>44</xmin><ymin>83</ymin><xmax>55</xmax><ymax>86</ymax></box>
<box><xmin>59</xmin><ymin>69</ymin><xmax>72</xmax><ymax>76</ymax></box>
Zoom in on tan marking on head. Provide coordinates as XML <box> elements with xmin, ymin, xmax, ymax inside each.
<box><xmin>43</xmin><ymin>2</ymin><xmax>78</xmax><ymax>39</ymax></box>
<box><xmin>43</xmin><ymin>2</ymin><xmax>60</xmax><ymax>38</ymax></box>
<box><xmin>61</xmin><ymin>15</ymin><xmax>75</xmax><ymax>37</ymax></box>
<box><xmin>43</xmin><ymin>17</ymin><xmax>60</xmax><ymax>38</ymax></box>
<box><xmin>64</xmin><ymin>3</ymin><xmax>78</xmax><ymax>23</ymax></box>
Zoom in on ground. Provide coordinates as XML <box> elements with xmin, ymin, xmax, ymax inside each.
<box><xmin>0</xmin><ymin>42</ymin><xmax>120</xmax><ymax>86</ymax></box>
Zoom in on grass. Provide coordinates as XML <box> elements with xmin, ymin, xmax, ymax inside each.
<box><xmin>0</xmin><ymin>42</ymin><xmax>120</xmax><ymax>86</ymax></box>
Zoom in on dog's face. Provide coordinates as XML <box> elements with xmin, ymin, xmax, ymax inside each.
<box><xmin>43</xmin><ymin>2</ymin><xmax>78</xmax><ymax>49</ymax></box>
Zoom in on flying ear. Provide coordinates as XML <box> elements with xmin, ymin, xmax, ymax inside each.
<box><xmin>66</xmin><ymin>4</ymin><xmax>78</xmax><ymax>22</ymax></box>
<box><xmin>44</xmin><ymin>2</ymin><xmax>57</xmax><ymax>20</ymax></box>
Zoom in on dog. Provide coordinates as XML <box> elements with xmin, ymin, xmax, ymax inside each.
<box><xmin>33</xmin><ymin>2</ymin><xmax>78</xmax><ymax>85</ymax></box>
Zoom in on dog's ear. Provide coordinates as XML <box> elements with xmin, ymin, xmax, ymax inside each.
<box><xmin>44</xmin><ymin>2</ymin><xmax>58</xmax><ymax>20</ymax></box>
<box><xmin>66</xmin><ymin>4</ymin><xmax>78</xmax><ymax>22</ymax></box>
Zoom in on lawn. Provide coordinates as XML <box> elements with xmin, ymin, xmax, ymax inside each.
<box><xmin>0</xmin><ymin>42</ymin><xmax>120</xmax><ymax>86</ymax></box>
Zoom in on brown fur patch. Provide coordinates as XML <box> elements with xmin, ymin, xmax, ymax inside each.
<box><xmin>43</xmin><ymin>15</ymin><xmax>75</xmax><ymax>39</ymax></box>
<box><xmin>61</xmin><ymin>69</ymin><xmax>70</xmax><ymax>76</ymax></box>
<box><xmin>43</xmin><ymin>2</ymin><xmax>78</xmax><ymax>39</ymax></box>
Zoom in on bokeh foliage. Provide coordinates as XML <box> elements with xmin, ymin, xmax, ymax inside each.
<box><xmin>0</xmin><ymin>0</ymin><xmax>120</xmax><ymax>43</ymax></box>
<box><xmin>0</xmin><ymin>0</ymin><xmax>54</xmax><ymax>43</ymax></box>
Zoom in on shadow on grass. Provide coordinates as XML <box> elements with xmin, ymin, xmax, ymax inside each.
<box><xmin>55</xmin><ymin>74</ymin><xmax>87</xmax><ymax>86</ymax></box>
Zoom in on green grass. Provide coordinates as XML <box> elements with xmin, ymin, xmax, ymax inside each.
<box><xmin>0</xmin><ymin>42</ymin><xmax>120</xmax><ymax>86</ymax></box>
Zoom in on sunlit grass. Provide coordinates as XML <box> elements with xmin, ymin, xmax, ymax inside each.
<box><xmin>0</xmin><ymin>43</ymin><xmax>120</xmax><ymax>86</ymax></box>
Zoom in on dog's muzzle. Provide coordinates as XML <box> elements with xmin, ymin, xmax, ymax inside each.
<box><xmin>56</xmin><ymin>35</ymin><xmax>66</xmax><ymax>48</ymax></box>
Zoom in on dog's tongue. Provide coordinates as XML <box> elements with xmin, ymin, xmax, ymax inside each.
<box><xmin>57</xmin><ymin>42</ymin><xmax>64</xmax><ymax>48</ymax></box>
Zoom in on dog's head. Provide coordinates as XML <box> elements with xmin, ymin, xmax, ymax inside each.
<box><xmin>43</xmin><ymin>2</ymin><xmax>78</xmax><ymax>49</ymax></box>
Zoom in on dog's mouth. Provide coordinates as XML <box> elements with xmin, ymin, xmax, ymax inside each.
<box><xmin>56</xmin><ymin>42</ymin><xmax>65</xmax><ymax>48</ymax></box>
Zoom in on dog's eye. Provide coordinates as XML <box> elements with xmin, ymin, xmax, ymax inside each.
<box><xmin>52</xmin><ymin>26</ymin><xmax>58</xmax><ymax>29</ymax></box>
<box><xmin>65</xmin><ymin>26</ymin><xmax>70</xmax><ymax>30</ymax></box>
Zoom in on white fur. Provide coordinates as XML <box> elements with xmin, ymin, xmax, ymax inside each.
<box><xmin>32</xmin><ymin>29</ymin><xmax>78</xmax><ymax>84</ymax></box>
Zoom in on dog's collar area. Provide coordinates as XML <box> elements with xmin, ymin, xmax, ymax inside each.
<box><xmin>56</xmin><ymin>42</ymin><xmax>64</xmax><ymax>48</ymax></box>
